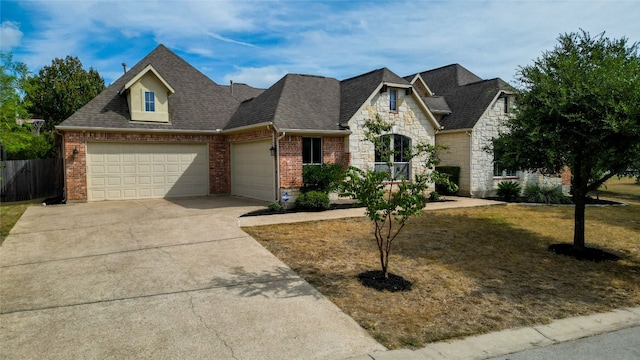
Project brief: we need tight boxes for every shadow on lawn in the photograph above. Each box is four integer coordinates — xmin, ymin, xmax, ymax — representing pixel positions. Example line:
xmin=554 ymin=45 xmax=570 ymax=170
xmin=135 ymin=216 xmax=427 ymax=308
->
xmin=209 ymin=266 xmax=326 ymax=300
xmin=396 ymin=213 xmax=640 ymax=309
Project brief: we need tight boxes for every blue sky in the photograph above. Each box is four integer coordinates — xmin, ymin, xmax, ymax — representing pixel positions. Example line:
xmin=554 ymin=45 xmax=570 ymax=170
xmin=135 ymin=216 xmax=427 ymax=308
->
xmin=2 ymin=0 xmax=639 ymax=89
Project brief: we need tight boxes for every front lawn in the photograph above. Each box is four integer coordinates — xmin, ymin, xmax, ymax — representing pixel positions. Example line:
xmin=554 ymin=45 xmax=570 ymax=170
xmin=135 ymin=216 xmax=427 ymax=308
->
xmin=243 ymin=177 xmax=640 ymax=349
xmin=0 ymin=203 xmax=31 ymax=246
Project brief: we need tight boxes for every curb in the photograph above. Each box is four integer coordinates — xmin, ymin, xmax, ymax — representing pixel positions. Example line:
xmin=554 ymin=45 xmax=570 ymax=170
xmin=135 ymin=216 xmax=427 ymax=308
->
xmin=346 ymin=306 xmax=640 ymax=360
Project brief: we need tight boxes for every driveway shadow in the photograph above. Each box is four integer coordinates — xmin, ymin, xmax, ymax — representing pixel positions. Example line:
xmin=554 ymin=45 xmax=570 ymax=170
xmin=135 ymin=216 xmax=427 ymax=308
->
xmin=209 ymin=266 xmax=326 ymax=300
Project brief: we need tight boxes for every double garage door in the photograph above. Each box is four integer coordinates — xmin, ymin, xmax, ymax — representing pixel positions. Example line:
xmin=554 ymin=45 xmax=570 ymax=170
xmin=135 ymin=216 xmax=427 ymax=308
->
xmin=86 ymin=142 xmax=209 ymax=201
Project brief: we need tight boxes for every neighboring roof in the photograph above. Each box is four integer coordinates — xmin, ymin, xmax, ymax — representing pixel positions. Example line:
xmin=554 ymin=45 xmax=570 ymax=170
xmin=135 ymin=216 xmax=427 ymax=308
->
xmin=226 ymin=74 xmax=342 ymax=132
xmin=438 ymin=78 xmax=513 ymax=130
xmin=58 ymin=44 xmax=239 ymax=132
xmin=221 ymin=83 xmax=265 ymax=102
xmin=340 ymin=68 xmax=410 ymax=123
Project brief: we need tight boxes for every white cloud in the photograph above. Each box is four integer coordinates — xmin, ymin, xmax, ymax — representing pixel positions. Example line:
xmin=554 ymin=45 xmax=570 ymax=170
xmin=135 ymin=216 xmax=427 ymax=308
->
xmin=9 ymin=0 xmax=640 ymax=89
xmin=223 ymin=66 xmax=286 ymax=89
xmin=0 ymin=21 xmax=23 ymax=51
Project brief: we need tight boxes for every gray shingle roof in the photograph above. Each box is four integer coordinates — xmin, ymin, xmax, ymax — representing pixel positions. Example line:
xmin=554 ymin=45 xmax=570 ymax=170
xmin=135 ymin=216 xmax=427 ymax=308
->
xmin=339 ymin=68 xmax=410 ymax=123
xmin=418 ymin=64 xmax=483 ymax=95
xmin=438 ymin=78 xmax=513 ymax=130
xmin=409 ymin=64 xmax=513 ymax=130
xmin=221 ymin=83 xmax=265 ymax=102
xmin=423 ymin=96 xmax=451 ymax=114
xmin=58 ymin=44 xmax=239 ymax=131
xmin=226 ymin=74 xmax=342 ymax=131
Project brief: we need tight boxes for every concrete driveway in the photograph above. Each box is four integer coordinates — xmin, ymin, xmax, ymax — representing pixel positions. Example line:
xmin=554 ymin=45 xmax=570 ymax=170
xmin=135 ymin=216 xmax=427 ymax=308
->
xmin=0 ymin=197 xmax=384 ymax=359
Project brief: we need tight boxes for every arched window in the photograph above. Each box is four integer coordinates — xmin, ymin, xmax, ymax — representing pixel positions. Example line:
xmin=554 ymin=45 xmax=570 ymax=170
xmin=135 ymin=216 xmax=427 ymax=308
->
xmin=375 ymin=134 xmax=411 ymax=180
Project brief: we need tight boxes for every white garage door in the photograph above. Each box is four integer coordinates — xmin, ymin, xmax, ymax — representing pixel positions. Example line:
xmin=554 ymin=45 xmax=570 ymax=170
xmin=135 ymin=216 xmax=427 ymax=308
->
xmin=231 ymin=140 xmax=275 ymax=202
xmin=86 ymin=142 xmax=209 ymax=201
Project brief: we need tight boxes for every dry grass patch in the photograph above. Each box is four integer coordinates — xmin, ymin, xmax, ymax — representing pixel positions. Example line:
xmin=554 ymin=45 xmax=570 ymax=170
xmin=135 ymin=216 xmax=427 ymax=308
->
xmin=244 ymin=183 xmax=640 ymax=349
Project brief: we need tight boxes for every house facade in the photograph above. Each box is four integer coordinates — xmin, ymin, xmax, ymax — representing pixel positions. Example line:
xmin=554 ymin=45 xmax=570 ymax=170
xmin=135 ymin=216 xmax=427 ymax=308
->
xmin=57 ymin=45 xmax=440 ymax=203
xmin=407 ymin=65 xmax=568 ymax=197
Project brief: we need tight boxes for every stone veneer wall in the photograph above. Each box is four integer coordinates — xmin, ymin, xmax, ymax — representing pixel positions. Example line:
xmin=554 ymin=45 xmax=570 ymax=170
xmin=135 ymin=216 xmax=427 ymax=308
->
xmin=348 ymin=89 xmax=436 ymax=179
xmin=435 ymin=131 xmax=471 ymax=194
xmin=63 ymin=131 xmax=229 ymax=201
xmin=470 ymin=96 xmax=564 ymax=197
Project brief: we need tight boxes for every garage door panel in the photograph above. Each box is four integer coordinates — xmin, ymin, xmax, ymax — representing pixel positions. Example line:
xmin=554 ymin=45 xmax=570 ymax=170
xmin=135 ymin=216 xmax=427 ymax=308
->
xmin=231 ymin=140 xmax=274 ymax=202
xmin=87 ymin=143 xmax=209 ymax=201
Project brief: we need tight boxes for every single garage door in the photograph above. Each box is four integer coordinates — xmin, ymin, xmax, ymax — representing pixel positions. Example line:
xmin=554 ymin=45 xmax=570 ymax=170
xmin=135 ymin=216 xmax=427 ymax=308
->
xmin=86 ymin=142 xmax=209 ymax=201
xmin=231 ymin=140 xmax=275 ymax=202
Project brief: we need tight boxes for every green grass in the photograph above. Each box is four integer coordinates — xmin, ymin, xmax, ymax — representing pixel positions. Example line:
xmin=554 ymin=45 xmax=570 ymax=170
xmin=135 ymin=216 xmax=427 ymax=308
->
xmin=0 ymin=202 xmax=32 ymax=246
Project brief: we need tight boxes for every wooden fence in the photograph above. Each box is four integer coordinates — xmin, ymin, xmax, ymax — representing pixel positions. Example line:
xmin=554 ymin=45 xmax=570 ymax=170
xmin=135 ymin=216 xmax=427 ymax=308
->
xmin=1 ymin=158 xmax=64 ymax=202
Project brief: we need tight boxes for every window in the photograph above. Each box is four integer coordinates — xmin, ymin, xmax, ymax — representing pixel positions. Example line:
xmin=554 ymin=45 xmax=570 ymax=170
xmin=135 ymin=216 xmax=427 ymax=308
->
xmin=302 ymin=137 xmax=322 ymax=165
xmin=375 ymin=134 xmax=411 ymax=180
xmin=503 ymin=96 xmax=509 ymax=114
xmin=389 ymin=89 xmax=397 ymax=111
xmin=493 ymin=157 xmax=517 ymax=178
xmin=144 ymin=91 xmax=155 ymax=112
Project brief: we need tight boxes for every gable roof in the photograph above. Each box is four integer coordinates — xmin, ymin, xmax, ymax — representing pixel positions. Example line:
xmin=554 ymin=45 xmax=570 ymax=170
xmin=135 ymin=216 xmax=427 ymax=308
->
xmin=226 ymin=74 xmax=342 ymax=132
xmin=58 ymin=44 xmax=239 ymax=132
xmin=438 ymin=78 xmax=513 ymax=130
xmin=407 ymin=64 xmax=513 ymax=130
xmin=122 ymin=64 xmax=175 ymax=94
xmin=339 ymin=68 xmax=411 ymax=124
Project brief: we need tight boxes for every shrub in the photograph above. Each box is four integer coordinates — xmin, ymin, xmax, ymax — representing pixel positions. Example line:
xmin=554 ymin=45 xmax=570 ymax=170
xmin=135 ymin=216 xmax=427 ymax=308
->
xmin=268 ymin=202 xmax=282 ymax=212
xmin=295 ymin=191 xmax=330 ymax=210
xmin=428 ymin=191 xmax=440 ymax=201
xmin=523 ymin=184 xmax=572 ymax=204
xmin=301 ymin=163 xmax=346 ymax=194
xmin=435 ymin=166 xmax=460 ymax=195
xmin=496 ymin=181 xmax=521 ymax=202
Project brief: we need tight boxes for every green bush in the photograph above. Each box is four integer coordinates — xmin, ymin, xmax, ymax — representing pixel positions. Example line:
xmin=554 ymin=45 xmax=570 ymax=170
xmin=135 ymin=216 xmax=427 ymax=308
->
xmin=268 ymin=202 xmax=282 ymax=212
xmin=301 ymin=163 xmax=346 ymax=194
xmin=435 ymin=166 xmax=460 ymax=195
xmin=523 ymin=184 xmax=572 ymax=204
xmin=428 ymin=191 xmax=440 ymax=201
xmin=295 ymin=191 xmax=330 ymax=210
xmin=496 ymin=181 xmax=521 ymax=202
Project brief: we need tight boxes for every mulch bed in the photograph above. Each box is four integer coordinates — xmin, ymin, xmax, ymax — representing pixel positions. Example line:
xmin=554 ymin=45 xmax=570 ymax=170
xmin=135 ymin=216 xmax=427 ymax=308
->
xmin=357 ymin=270 xmax=413 ymax=292
xmin=240 ymin=203 xmax=363 ymax=217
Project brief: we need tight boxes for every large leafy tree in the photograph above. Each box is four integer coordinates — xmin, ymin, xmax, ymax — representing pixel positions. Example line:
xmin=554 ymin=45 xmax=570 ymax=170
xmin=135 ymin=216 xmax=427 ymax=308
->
xmin=0 ymin=52 xmax=53 ymax=159
xmin=493 ymin=31 xmax=640 ymax=252
xmin=25 ymin=55 xmax=105 ymax=132
xmin=0 ymin=52 xmax=31 ymax=129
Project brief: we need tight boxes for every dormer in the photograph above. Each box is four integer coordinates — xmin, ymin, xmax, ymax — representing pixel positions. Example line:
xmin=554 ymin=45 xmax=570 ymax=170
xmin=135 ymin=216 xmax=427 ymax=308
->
xmin=122 ymin=65 xmax=175 ymax=122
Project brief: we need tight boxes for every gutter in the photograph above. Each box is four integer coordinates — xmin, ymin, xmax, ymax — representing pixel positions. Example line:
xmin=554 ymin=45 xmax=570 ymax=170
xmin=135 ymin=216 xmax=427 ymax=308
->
xmin=55 ymin=125 xmax=224 ymax=135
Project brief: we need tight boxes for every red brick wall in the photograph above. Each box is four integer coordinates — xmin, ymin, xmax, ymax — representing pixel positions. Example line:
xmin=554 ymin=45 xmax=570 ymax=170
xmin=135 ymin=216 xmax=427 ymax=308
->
xmin=278 ymin=135 xmax=349 ymax=189
xmin=62 ymin=131 xmax=229 ymax=201
xmin=63 ymin=129 xmax=350 ymax=201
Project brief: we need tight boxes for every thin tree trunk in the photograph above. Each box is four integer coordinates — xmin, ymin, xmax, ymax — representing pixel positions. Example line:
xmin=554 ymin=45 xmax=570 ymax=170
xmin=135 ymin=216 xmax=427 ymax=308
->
xmin=573 ymin=196 xmax=586 ymax=251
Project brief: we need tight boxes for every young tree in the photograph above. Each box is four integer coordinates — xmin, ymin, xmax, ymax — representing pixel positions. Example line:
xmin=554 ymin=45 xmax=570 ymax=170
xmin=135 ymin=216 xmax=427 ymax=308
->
xmin=25 ymin=55 xmax=105 ymax=131
xmin=492 ymin=31 xmax=640 ymax=252
xmin=340 ymin=114 xmax=447 ymax=281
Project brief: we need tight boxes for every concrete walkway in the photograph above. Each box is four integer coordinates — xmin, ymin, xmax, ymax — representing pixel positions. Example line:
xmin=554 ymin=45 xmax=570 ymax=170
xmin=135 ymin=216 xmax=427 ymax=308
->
xmin=239 ymin=196 xmax=504 ymax=227
xmin=0 ymin=196 xmax=384 ymax=360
